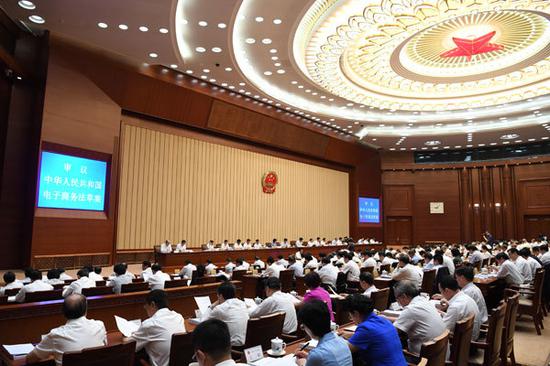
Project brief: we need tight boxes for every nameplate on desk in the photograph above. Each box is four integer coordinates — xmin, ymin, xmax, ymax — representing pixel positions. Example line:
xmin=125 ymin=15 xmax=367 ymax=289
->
xmin=244 ymin=345 xmax=263 ymax=363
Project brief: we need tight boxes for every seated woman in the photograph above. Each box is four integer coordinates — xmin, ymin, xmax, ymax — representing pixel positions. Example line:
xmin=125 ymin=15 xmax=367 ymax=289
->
xmin=295 ymin=272 xmax=334 ymax=321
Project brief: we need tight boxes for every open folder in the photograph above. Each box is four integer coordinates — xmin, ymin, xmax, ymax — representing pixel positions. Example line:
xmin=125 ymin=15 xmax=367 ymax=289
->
xmin=114 ymin=316 xmax=142 ymax=337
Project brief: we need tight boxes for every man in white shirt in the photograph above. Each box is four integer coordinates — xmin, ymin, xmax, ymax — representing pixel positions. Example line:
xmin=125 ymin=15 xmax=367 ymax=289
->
xmin=454 ymin=266 xmax=488 ymax=324
xmin=147 ymin=264 xmax=171 ymax=290
xmin=317 ymin=257 xmax=338 ymax=289
xmin=467 ymin=245 xmax=484 ymax=266
xmin=435 ymin=249 xmax=455 ymax=276
xmin=225 ymin=258 xmax=236 ymax=273
xmin=233 ymin=239 xmax=243 ymax=250
xmin=243 ymin=239 xmax=252 ymax=250
xmin=264 ymin=257 xmax=283 ymax=278
xmin=253 ymin=256 xmax=266 ymax=270
xmin=438 ymin=276 xmax=481 ymax=340
xmin=205 ymin=260 xmax=218 ymax=274
xmin=508 ymin=248 xmax=532 ymax=283
xmin=393 ymin=281 xmax=447 ymax=355
xmin=62 ymin=269 xmax=96 ymax=297
xmin=520 ymin=248 xmax=542 ymax=279
xmin=234 ymin=258 xmax=250 ymax=271
xmin=58 ymin=269 xmax=73 ymax=281
xmin=15 ymin=270 xmax=54 ymax=303
xmin=109 ymin=263 xmax=133 ymax=294
xmin=175 ymin=240 xmax=187 ymax=253
xmin=359 ymin=272 xmax=378 ymax=298
xmin=129 ymin=290 xmax=186 ymax=366
xmin=296 ymin=237 xmax=304 ymax=247
xmin=45 ymin=269 xmax=65 ymax=286
xmin=206 ymin=240 xmax=215 ymax=251
xmin=494 ymin=253 xmax=524 ymax=285
xmin=276 ymin=255 xmax=289 ymax=268
xmin=192 ymin=319 xmax=248 ymax=366
xmin=26 ymin=294 xmax=107 ymax=365
xmin=204 ymin=282 xmax=249 ymax=346
xmin=221 ymin=240 xmax=230 ymax=251
xmin=288 ymin=256 xmax=304 ymax=279
xmin=141 ymin=261 xmax=153 ymax=281
xmin=281 ymin=238 xmax=291 ymax=248
xmin=179 ymin=260 xmax=197 ymax=279
xmin=304 ymin=254 xmax=319 ymax=271
xmin=0 ymin=271 xmax=23 ymax=296
xmin=540 ymin=244 xmax=550 ymax=265
xmin=250 ymin=278 xmax=298 ymax=334
xmin=342 ymin=253 xmax=361 ymax=281
xmin=361 ymin=250 xmax=377 ymax=269
xmin=391 ymin=255 xmax=423 ymax=287
xmin=307 ymin=238 xmax=315 ymax=247
xmin=88 ymin=267 xmax=104 ymax=282
xmin=378 ymin=251 xmax=394 ymax=269
xmin=253 ymin=239 xmax=263 ymax=249
xmin=160 ymin=240 xmax=173 ymax=254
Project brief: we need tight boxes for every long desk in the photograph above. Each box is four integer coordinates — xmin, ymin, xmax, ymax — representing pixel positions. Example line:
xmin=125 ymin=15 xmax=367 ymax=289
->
xmin=155 ymin=243 xmax=384 ymax=267
xmin=0 ymin=282 xmax=242 ymax=345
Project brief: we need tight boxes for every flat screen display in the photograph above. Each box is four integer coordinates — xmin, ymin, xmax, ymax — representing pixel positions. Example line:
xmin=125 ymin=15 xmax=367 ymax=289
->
xmin=37 ymin=151 xmax=108 ymax=211
xmin=358 ymin=197 xmax=380 ymax=224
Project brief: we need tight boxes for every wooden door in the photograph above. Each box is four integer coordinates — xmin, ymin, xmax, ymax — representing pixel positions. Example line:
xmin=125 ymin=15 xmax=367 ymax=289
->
xmin=524 ymin=216 xmax=550 ymax=240
xmin=386 ymin=217 xmax=413 ymax=246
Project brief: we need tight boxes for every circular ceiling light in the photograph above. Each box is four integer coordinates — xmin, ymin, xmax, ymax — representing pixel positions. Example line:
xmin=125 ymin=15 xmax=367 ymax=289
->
xmin=277 ymin=69 xmax=285 ymax=74
xmin=255 ymin=17 xmax=264 ymax=23
xmin=269 ymin=49 xmax=277 ymax=53
xmin=149 ymin=52 xmax=158 ymax=58
xmin=159 ymin=28 xmax=169 ymax=34
xmin=118 ymin=24 xmax=128 ymax=30
xmin=245 ymin=38 xmax=255 ymax=44
xmin=218 ymin=23 xmax=227 ymax=29
xmin=500 ymin=134 xmax=519 ymax=140
xmin=195 ymin=47 xmax=206 ymax=53
xmin=424 ymin=140 xmax=442 ymax=146
xmin=264 ymin=71 xmax=272 ymax=76
xmin=139 ymin=26 xmax=149 ymax=32
xmin=97 ymin=22 xmax=108 ymax=29
xmin=170 ymin=64 xmax=178 ymax=69
xmin=18 ymin=1 xmax=36 ymax=10
xmin=28 ymin=15 xmax=45 ymax=24
xmin=262 ymin=38 xmax=272 ymax=44
xmin=212 ymin=47 xmax=222 ymax=53
xmin=273 ymin=19 xmax=282 ymax=25
xmin=198 ymin=21 xmax=208 ymax=27
xmin=225 ymin=67 xmax=232 ymax=72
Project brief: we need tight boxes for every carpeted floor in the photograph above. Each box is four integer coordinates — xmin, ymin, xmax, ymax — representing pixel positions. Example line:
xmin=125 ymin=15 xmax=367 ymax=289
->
xmin=513 ymin=312 xmax=550 ymax=366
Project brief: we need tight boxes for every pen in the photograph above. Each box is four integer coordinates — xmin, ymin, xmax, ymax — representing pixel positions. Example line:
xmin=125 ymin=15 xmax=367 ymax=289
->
xmin=299 ymin=342 xmax=309 ymax=351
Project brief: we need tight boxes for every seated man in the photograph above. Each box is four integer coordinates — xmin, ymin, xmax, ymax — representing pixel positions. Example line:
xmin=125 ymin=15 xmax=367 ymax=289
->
xmin=391 ymin=255 xmax=423 ymax=287
xmin=438 ymin=276 xmax=481 ymax=340
xmin=287 ymin=255 xmax=304 ymax=279
xmin=466 ymin=245 xmax=483 ymax=266
xmin=192 ymin=319 xmax=247 ymax=366
xmin=62 ymin=268 xmax=96 ymax=297
xmin=392 ymin=281 xmax=446 ymax=356
xmin=494 ymin=252 xmax=524 ymax=285
xmin=15 ymin=269 xmax=54 ymax=303
xmin=345 ymin=294 xmax=407 ymax=366
xmin=108 ymin=263 xmax=133 ymax=294
xmin=234 ymin=258 xmax=250 ymax=271
xmin=179 ymin=260 xmax=197 ymax=280
xmin=205 ymin=259 xmax=218 ymax=274
xmin=253 ymin=256 xmax=265 ymax=270
xmin=276 ymin=255 xmax=289 ymax=268
xmin=250 ymin=277 xmax=298 ymax=334
xmin=263 ymin=256 xmax=283 ymax=278
xmin=26 ymin=294 xmax=107 ymax=365
xmin=141 ymin=261 xmax=153 ymax=281
xmin=294 ymin=300 xmax=352 ymax=366
xmin=454 ymin=266 xmax=488 ymax=324
xmin=203 ymin=282 xmax=249 ymax=346
xmin=45 ymin=269 xmax=65 ymax=285
xmin=160 ymin=240 xmax=173 ymax=254
xmin=359 ymin=272 xmax=378 ymax=298
xmin=0 ymin=271 xmax=23 ymax=295
xmin=519 ymin=247 xmax=542 ymax=280
xmin=316 ymin=257 xmax=338 ymax=289
xmin=303 ymin=254 xmax=319 ymax=271
xmin=508 ymin=248 xmax=532 ymax=283
xmin=88 ymin=266 xmax=104 ymax=282
xmin=129 ymin=290 xmax=186 ymax=366
xmin=175 ymin=240 xmax=187 ymax=253
xmin=342 ymin=253 xmax=360 ymax=282
xmin=147 ymin=264 xmax=171 ymax=290
xmin=362 ymin=250 xmax=377 ymax=269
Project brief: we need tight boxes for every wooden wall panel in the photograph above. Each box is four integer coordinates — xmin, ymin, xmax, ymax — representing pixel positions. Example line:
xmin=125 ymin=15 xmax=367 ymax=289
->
xmin=117 ymin=121 xmax=349 ymax=249
xmin=383 ymin=185 xmax=414 ymax=216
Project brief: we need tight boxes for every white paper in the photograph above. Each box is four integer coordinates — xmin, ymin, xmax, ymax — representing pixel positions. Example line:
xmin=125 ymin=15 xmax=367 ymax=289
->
xmin=115 ymin=315 xmax=141 ymax=337
xmin=4 ymin=344 xmax=35 ymax=356
xmin=344 ymin=325 xmax=357 ymax=332
xmin=194 ymin=296 xmax=212 ymax=315
xmin=252 ymin=354 xmax=296 ymax=366
xmin=244 ymin=298 xmax=258 ymax=312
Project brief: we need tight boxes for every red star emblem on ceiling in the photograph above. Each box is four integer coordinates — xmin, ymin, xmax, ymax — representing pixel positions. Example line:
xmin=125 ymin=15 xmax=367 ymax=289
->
xmin=440 ymin=31 xmax=504 ymax=61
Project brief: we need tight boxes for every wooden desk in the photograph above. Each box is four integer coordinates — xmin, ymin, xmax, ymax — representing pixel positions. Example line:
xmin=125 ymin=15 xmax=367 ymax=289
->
xmin=374 ymin=277 xmax=393 ymax=289
xmin=473 ymin=275 xmax=505 ymax=310
xmin=156 ymin=244 xmax=384 ymax=268
xmin=0 ymin=282 xmax=242 ymax=345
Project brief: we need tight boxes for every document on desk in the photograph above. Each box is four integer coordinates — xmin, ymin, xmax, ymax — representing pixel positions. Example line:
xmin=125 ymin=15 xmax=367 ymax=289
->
xmin=3 ymin=343 xmax=35 ymax=356
xmin=251 ymin=354 xmax=296 ymax=366
xmin=244 ymin=298 xmax=258 ymax=312
xmin=115 ymin=316 xmax=141 ymax=337
xmin=194 ymin=296 xmax=212 ymax=314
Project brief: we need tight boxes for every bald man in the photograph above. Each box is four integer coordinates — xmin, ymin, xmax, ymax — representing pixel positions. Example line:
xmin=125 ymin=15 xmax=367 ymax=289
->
xmin=26 ymin=294 xmax=107 ymax=365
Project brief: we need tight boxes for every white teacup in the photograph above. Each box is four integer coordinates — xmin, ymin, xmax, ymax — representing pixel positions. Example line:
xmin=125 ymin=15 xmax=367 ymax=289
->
xmin=330 ymin=322 xmax=339 ymax=332
xmin=290 ymin=290 xmax=297 ymax=297
xmin=271 ymin=337 xmax=286 ymax=354
xmin=254 ymin=297 xmax=263 ymax=305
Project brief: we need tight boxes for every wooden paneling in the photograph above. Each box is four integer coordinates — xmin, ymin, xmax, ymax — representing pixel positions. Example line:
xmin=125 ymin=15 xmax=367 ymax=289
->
xmin=385 ymin=217 xmax=412 ymax=246
xmin=383 ymin=185 xmax=414 ymax=216
xmin=117 ymin=121 xmax=349 ymax=249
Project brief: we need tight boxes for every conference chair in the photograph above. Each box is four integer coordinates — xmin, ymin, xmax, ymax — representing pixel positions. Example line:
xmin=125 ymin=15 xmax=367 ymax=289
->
xmin=64 ymin=279 xmax=77 ymax=285
xmin=82 ymin=286 xmax=115 ymax=296
xmin=0 ymin=296 xmax=6 ymax=305
xmin=52 ymin=283 xmax=65 ymax=290
xmin=231 ymin=269 xmax=247 ymax=283
xmin=279 ymin=269 xmax=294 ymax=293
xmin=233 ymin=312 xmax=285 ymax=354
xmin=132 ymin=278 xmax=145 ymax=283
xmin=420 ymin=269 xmax=436 ymax=296
xmin=95 ymin=280 xmax=106 ymax=286
xmin=25 ymin=289 xmax=63 ymax=302
xmin=500 ymin=289 xmax=519 ymax=366
xmin=62 ymin=340 xmax=136 ymax=366
xmin=469 ymin=303 xmax=507 ymax=366
xmin=120 ymin=282 xmax=149 ymax=293
xmin=447 ymin=314 xmax=474 ymax=366
xmin=379 ymin=263 xmax=391 ymax=273
xmin=516 ymin=268 xmax=545 ymax=335
xmin=295 ymin=276 xmax=306 ymax=295
xmin=360 ymin=266 xmax=374 ymax=274
xmin=164 ymin=279 xmax=188 ymax=289
xmin=405 ymin=330 xmax=449 ymax=366
xmin=482 ymin=258 xmax=489 ymax=269
xmin=371 ymin=288 xmax=390 ymax=311
xmin=3 ymin=288 xmax=20 ymax=296
xmin=168 ymin=332 xmax=194 ymax=366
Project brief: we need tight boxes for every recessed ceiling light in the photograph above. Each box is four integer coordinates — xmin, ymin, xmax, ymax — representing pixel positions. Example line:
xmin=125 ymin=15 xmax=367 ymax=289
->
xmin=202 ymin=69 xmax=210 ymax=73
xmin=118 ymin=24 xmax=128 ymax=30
xmin=97 ymin=22 xmax=108 ymax=29
xmin=277 ymin=69 xmax=285 ymax=74
xmin=262 ymin=38 xmax=272 ymax=44
xmin=186 ymin=70 xmax=193 ymax=74
xmin=500 ymin=134 xmax=519 ymax=140
xmin=198 ymin=21 xmax=208 ymax=27
xmin=149 ymin=52 xmax=158 ymax=58
xmin=28 ymin=15 xmax=45 ymax=24
xmin=264 ymin=71 xmax=272 ymax=76
xmin=159 ymin=28 xmax=169 ymax=34
xmin=269 ymin=49 xmax=277 ymax=53
xmin=255 ymin=17 xmax=264 ymax=22
xmin=218 ymin=23 xmax=227 ymax=29
xmin=274 ymin=63 xmax=281 ymax=67
xmin=239 ymin=82 xmax=246 ymax=86
xmin=291 ymin=81 xmax=297 ymax=85
xmin=273 ymin=19 xmax=282 ymax=25
xmin=245 ymin=38 xmax=256 ymax=44
xmin=139 ymin=26 xmax=149 ymax=32
xmin=18 ymin=0 xmax=35 ymax=10
xmin=170 ymin=64 xmax=178 ymax=69
xmin=209 ymin=79 xmax=216 ymax=83
xmin=271 ymin=56 xmax=279 ymax=61
xmin=195 ymin=47 xmax=206 ymax=53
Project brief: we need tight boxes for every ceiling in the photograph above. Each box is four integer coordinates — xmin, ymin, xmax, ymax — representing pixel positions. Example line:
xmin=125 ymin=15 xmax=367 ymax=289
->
xmin=3 ymin=0 xmax=550 ymax=151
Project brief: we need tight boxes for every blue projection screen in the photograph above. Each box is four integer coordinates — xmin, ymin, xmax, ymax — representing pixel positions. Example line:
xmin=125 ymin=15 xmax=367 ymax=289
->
xmin=359 ymin=197 xmax=380 ymax=224
xmin=37 ymin=151 xmax=108 ymax=211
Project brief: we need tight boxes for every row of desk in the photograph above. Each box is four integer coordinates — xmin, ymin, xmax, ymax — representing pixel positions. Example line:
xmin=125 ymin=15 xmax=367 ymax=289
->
xmin=155 ymin=243 xmax=384 ymax=267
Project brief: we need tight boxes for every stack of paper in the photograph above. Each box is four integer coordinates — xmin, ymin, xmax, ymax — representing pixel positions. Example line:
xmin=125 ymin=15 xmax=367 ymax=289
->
xmin=114 ymin=316 xmax=141 ymax=337
xmin=4 ymin=344 xmax=35 ymax=356
xmin=194 ymin=296 xmax=212 ymax=316
xmin=252 ymin=354 xmax=296 ymax=365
